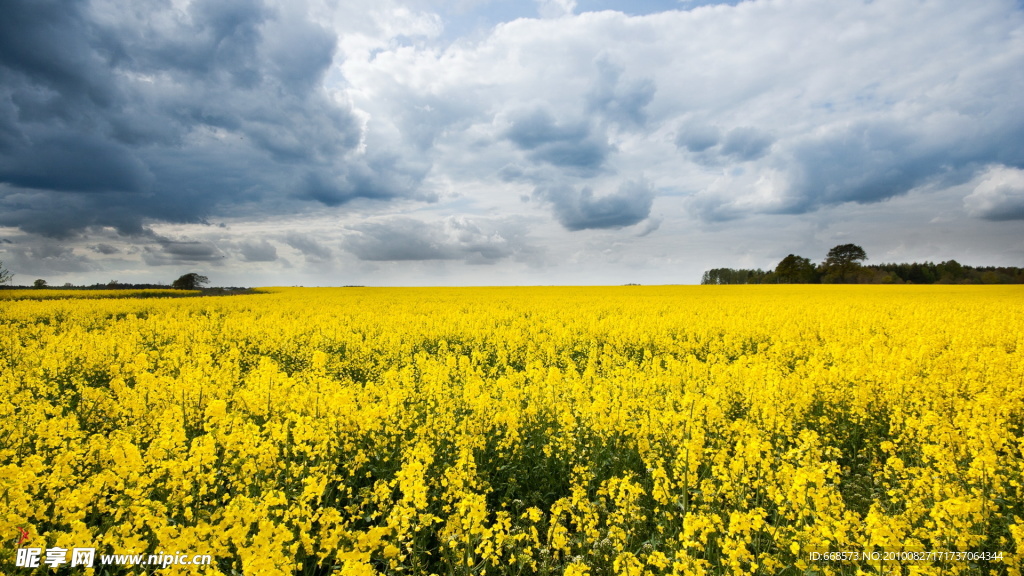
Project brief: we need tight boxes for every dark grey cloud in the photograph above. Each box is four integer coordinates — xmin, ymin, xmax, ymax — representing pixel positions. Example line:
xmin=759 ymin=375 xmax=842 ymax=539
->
xmin=296 ymin=154 xmax=433 ymax=207
xmin=345 ymin=217 xmax=537 ymax=265
xmin=0 ymin=188 xmax=158 ymax=237
xmin=674 ymin=124 xmax=772 ymax=163
xmin=0 ymin=0 xmax=422 ymax=239
xmin=676 ymin=124 xmax=720 ymax=153
xmin=91 ymin=244 xmax=120 ymax=255
xmin=0 ymin=0 xmax=118 ymax=113
xmin=298 ymin=171 xmax=363 ymax=207
xmin=780 ymin=122 xmax=988 ymax=212
xmin=2 ymin=242 xmax=93 ymax=274
xmin=586 ymin=57 xmax=656 ymax=128
xmin=284 ymin=233 xmax=333 ymax=262
xmin=785 ymin=123 xmax=937 ymax=208
xmin=534 ymin=179 xmax=655 ymax=231
xmin=160 ymin=241 xmax=224 ymax=261
xmin=720 ymin=127 xmax=773 ymax=161
xmin=504 ymin=108 xmax=611 ymax=172
xmin=0 ymin=132 xmax=152 ymax=193
xmin=142 ymin=237 xmax=227 ymax=266
xmin=346 ymin=220 xmax=459 ymax=261
xmin=973 ymin=199 xmax=1024 ymax=221
xmin=504 ymin=108 xmax=585 ymax=149
xmin=262 ymin=7 xmax=338 ymax=94
xmin=689 ymin=112 xmax=1024 ymax=221
xmin=239 ymin=239 xmax=279 ymax=262
xmin=497 ymin=164 xmax=532 ymax=183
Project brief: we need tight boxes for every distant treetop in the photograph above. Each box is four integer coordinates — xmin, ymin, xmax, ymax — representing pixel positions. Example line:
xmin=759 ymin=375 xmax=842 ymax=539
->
xmin=822 ymin=244 xmax=867 ymax=283
xmin=172 ymin=273 xmax=210 ymax=290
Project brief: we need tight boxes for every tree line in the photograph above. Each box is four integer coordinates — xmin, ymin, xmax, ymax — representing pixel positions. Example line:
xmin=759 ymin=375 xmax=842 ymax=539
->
xmin=702 ymin=244 xmax=1024 ymax=285
xmin=0 ymin=267 xmax=216 ymax=291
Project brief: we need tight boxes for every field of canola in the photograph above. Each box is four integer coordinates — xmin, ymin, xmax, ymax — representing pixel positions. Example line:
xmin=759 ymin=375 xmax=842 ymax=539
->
xmin=1 ymin=285 xmax=1023 ymax=576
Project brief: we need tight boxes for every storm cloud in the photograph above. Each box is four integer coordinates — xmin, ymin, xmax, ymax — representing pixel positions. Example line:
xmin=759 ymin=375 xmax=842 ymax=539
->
xmin=503 ymin=108 xmax=612 ymax=173
xmin=142 ymin=237 xmax=227 ymax=266
xmin=0 ymin=0 xmax=414 ymax=238
xmin=534 ymin=180 xmax=655 ymax=231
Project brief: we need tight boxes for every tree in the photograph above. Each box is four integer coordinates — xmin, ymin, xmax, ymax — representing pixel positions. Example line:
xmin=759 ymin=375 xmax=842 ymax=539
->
xmin=937 ymin=259 xmax=965 ymax=283
xmin=0 ymin=260 xmax=11 ymax=285
xmin=822 ymin=244 xmax=867 ymax=283
xmin=700 ymin=268 xmax=771 ymax=285
xmin=774 ymin=254 xmax=816 ymax=283
xmin=172 ymin=272 xmax=210 ymax=290
xmin=33 ymin=279 xmax=47 ymax=289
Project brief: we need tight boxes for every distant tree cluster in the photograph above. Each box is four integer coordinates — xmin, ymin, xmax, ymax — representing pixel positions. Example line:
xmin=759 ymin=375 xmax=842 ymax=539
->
xmin=702 ymin=244 xmax=1024 ymax=285
xmin=701 ymin=268 xmax=774 ymax=285
xmin=172 ymin=273 xmax=210 ymax=290
xmin=869 ymin=262 xmax=1024 ymax=285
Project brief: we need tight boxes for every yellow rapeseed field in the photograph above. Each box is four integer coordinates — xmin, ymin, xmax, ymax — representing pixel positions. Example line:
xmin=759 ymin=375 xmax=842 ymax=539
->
xmin=1 ymin=286 xmax=1022 ymax=575
xmin=0 ymin=289 xmax=201 ymax=301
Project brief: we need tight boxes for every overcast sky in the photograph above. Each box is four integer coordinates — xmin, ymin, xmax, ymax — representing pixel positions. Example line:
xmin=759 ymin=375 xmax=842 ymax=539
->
xmin=1 ymin=0 xmax=1023 ymax=286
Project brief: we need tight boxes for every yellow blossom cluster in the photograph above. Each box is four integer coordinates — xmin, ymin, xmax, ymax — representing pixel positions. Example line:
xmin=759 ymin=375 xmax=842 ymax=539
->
xmin=0 ymin=289 xmax=200 ymax=301
xmin=1 ymin=285 xmax=1022 ymax=575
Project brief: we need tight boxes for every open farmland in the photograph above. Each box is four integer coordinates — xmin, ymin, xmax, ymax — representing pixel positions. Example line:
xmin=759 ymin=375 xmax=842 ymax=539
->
xmin=1 ymin=286 xmax=1022 ymax=575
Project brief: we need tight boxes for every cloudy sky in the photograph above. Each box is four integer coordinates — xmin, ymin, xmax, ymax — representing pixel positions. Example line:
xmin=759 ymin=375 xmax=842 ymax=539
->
xmin=1 ymin=0 xmax=1023 ymax=286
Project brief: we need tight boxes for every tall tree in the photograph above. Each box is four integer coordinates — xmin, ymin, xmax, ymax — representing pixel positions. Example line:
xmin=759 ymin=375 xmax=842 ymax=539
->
xmin=822 ymin=244 xmax=867 ymax=283
xmin=0 ymin=260 xmax=11 ymax=285
xmin=774 ymin=254 xmax=816 ymax=283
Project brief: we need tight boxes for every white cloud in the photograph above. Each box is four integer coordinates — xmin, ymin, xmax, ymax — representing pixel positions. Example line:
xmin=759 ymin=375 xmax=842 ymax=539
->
xmin=4 ymin=0 xmax=1024 ymax=285
xmin=338 ymin=0 xmax=1024 ymax=226
xmin=964 ymin=165 xmax=1024 ymax=221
